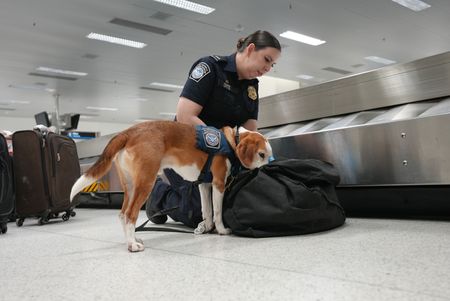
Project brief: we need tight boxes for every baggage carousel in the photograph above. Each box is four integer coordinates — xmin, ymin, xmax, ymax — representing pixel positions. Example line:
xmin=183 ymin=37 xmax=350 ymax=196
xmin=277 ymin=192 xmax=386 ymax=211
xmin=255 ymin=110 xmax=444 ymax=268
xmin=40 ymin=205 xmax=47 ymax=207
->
xmin=75 ymin=51 xmax=450 ymax=215
xmin=259 ymin=51 xmax=450 ymax=217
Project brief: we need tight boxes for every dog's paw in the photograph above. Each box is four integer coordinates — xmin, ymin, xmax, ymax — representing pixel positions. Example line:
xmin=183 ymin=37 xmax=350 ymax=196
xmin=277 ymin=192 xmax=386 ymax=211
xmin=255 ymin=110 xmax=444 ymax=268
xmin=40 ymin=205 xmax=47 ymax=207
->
xmin=128 ymin=241 xmax=145 ymax=252
xmin=135 ymin=237 xmax=144 ymax=244
xmin=194 ymin=220 xmax=214 ymax=235
xmin=216 ymin=227 xmax=232 ymax=235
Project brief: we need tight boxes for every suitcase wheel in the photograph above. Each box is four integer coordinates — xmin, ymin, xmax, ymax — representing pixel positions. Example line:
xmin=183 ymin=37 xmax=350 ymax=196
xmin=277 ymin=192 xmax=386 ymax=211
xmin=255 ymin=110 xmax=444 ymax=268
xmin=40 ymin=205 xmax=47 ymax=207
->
xmin=62 ymin=213 xmax=70 ymax=221
xmin=62 ymin=210 xmax=76 ymax=221
xmin=0 ymin=223 xmax=7 ymax=234
xmin=16 ymin=219 xmax=24 ymax=227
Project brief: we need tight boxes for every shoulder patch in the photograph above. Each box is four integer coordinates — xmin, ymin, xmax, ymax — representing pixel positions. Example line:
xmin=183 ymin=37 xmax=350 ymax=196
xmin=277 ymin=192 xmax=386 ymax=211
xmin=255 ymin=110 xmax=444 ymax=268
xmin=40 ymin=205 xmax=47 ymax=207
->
xmin=189 ymin=62 xmax=211 ymax=82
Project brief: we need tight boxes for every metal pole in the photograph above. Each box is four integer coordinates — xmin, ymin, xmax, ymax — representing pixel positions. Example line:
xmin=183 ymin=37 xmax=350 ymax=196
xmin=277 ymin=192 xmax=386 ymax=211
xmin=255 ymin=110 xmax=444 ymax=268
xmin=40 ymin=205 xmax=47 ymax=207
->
xmin=53 ymin=93 xmax=60 ymax=134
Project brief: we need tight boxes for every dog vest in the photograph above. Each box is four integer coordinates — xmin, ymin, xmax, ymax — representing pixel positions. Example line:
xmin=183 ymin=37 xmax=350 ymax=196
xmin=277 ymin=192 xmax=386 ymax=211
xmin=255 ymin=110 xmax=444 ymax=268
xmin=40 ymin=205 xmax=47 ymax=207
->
xmin=195 ymin=125 xmax=239 ymax=183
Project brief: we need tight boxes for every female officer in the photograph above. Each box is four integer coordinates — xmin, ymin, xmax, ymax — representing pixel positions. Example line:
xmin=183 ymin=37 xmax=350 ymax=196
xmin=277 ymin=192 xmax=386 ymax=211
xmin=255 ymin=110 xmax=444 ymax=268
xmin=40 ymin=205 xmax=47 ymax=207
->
xmin=146 ymin=30 xmax=281 ymax=227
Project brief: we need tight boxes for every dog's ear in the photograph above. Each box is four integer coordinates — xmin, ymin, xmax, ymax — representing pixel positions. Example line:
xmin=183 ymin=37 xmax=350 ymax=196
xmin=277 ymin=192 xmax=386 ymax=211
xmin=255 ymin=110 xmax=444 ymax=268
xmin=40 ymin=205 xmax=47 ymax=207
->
xmin=222 ymin=126 xmax=237 ymax=151
xmin=236 ymin=140 xmax=256 ymax=168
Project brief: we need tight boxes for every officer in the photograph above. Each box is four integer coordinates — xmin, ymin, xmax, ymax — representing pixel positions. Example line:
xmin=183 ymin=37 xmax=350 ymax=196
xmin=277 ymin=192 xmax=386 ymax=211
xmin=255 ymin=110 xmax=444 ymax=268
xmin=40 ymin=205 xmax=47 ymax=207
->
xmin=146 ymin=30 xmax=282 ymax=227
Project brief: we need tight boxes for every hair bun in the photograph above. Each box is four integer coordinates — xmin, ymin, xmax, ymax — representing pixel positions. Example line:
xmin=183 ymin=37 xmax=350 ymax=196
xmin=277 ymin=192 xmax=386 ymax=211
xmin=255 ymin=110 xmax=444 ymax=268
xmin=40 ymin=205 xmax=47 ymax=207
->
xmin=236 ymin=37 xmax=245 ymax=50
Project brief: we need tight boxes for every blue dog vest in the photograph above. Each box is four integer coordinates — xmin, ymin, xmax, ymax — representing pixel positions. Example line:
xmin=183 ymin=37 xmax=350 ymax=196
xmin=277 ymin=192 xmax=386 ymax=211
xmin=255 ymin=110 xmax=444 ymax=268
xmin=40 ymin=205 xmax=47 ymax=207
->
xmin=195 ymin=125 xmax=238 ymax=183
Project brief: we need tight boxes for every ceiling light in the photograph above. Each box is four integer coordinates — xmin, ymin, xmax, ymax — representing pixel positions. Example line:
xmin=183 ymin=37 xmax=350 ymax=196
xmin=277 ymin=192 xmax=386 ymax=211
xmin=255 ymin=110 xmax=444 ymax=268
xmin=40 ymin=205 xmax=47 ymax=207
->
xmin=36 ymin=67 xmax=87 ymax=77
xmin=150 ymin=82 xmax=184 ymax=89
xmin=154 ymin=0 xmax=215 ymax=14
xmin=0 ymin=99 xmax=31 ymax=105
xmin=86 ymin=32 xmax=147 ymax=49
xmin=86 ymin=106 xmax=118 ymax=111
xmin=296 ymin=74 xmax=315 ymax=80
xmin=279 ymin=31 xmax=326 ymax=46
xmin=365 ymin=56 xmax=397 ymax=65
xmin=8 ymin=84 xmax=55 ymax=93
xmin=392 ymin=0 xmax=431 ymax=11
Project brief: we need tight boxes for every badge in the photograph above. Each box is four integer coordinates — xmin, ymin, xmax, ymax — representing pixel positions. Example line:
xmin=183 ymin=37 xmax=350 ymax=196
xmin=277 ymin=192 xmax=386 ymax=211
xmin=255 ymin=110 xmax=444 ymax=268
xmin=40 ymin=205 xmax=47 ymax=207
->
xmin=203 ymin=129 xmax=220 ymax=149
xmin=247 ymin=86 xmax=258 ymax=101
xmin=189 ymin=62 xmax=210 ymax=82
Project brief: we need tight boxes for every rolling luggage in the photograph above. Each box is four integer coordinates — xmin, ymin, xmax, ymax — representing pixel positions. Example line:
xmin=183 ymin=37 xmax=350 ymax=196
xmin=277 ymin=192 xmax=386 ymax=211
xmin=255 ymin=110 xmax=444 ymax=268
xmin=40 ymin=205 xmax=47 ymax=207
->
xmin=12 ymin=130 xmax=80 ymax=226
xmin=0 ymin=134 xmax=14 ymax=234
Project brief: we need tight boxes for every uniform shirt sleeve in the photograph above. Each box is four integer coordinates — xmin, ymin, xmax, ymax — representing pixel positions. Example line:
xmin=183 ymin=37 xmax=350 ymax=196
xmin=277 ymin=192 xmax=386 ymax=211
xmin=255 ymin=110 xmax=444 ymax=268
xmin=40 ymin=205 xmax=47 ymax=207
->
xmin=180 ymin=58 xmax=216 ymax=107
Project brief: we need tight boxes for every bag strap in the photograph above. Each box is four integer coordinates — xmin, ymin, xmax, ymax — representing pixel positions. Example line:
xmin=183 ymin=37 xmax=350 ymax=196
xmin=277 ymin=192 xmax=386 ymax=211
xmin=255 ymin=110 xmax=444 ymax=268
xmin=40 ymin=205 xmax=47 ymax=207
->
xmin=192 ymin=153 xmax=214 ymax=186
xmin=135 ymin=219 xmax=194 ymax=233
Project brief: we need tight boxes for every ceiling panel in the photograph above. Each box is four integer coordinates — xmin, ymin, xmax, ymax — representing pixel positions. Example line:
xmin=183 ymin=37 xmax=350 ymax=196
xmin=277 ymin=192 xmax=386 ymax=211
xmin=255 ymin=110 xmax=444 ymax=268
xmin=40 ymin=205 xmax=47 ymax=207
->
xmin=0 ymin=0 xmax=449 ymax=126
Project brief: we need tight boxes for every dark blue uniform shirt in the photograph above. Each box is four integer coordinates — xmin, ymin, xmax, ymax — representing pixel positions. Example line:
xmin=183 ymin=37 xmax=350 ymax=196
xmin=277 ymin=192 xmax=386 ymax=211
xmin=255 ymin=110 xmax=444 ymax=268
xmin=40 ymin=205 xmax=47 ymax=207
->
xmin=180 ymin=54 xmax=259 ymax=129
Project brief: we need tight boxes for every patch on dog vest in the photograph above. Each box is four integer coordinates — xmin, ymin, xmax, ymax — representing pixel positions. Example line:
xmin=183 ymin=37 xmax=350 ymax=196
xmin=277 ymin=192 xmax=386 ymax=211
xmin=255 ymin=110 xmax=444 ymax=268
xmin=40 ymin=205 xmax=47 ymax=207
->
xmin=195 ymin=125 xmax=240 ymax=183
xmin=196 ymin=125 xmax=230 ymax=153
xmin=189 ymin=62 xmax=210 ymax=82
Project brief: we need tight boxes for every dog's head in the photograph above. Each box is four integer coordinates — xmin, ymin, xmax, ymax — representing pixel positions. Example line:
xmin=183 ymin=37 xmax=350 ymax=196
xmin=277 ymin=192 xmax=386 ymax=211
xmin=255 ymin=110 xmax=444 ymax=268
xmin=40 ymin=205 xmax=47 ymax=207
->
xmin=223 ymin=127 xmax=273 ymax=169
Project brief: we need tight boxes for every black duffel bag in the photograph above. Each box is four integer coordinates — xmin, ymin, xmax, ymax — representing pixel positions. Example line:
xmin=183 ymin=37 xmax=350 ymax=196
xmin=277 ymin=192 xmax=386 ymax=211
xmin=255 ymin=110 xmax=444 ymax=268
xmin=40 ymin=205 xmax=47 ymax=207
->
xmin=222 ymin=158 xmax=346 ymax=237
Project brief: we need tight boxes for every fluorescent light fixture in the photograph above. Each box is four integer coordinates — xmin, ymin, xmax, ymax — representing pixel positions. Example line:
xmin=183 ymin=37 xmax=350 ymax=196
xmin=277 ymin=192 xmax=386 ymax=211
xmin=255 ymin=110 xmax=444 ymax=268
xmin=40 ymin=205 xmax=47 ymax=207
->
xmin=0 ymin=99 xmax=31 ymax=105
xmin=280 ymin=31 xmax=326 ymax=46
xmin=296 ymin=74 xmax=315 ymax=80
xmin=150 ymin=82 xmax=184 ymax=89
xmin=36 ymin=66 xmax=87 ymax=77
xmin=8 ymin=84 xmax=55 ymax=93
xmin=392 ymin=0 xmax=430 ymax=11
xmin=365 ymin=56 xmax=397 ymax=65
xmin=86 ymin=32 xmax=147 ymax=49
xmin=153 ymin=0 xmax=215 ymax=14
xmin=86 ymin=106 xmax=118 ymax=111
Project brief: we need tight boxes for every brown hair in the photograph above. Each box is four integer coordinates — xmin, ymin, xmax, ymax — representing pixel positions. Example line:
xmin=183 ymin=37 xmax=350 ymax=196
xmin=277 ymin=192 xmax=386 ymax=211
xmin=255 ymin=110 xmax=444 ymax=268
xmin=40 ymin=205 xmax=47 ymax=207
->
xmin=236 ymin=30 xmax=281 ymax=52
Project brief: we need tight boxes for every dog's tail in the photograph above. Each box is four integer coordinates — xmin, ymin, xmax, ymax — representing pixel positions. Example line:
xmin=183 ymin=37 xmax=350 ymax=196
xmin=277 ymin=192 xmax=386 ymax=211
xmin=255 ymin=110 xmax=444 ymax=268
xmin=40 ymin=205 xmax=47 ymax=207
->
xmin=70 ymin=133 xmax=128 ymax=202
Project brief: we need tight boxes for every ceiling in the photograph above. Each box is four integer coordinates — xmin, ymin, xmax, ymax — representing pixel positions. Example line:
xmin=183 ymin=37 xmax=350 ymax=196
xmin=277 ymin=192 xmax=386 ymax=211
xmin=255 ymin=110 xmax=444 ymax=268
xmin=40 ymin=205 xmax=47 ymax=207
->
xmin=1 ymin=0 xmax=449 ymax=126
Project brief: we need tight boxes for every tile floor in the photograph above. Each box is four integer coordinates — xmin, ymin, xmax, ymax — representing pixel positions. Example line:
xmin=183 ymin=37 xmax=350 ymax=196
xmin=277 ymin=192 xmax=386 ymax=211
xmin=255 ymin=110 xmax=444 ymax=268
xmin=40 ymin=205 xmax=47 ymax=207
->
xmin=1 ymin=208 xmax=450 ymax=301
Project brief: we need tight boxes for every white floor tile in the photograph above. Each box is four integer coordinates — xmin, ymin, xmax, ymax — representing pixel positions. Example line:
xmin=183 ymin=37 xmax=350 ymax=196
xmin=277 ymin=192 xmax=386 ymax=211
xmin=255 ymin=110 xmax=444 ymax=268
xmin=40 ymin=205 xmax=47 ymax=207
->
xmin=1 ymin=209 xmax=449 ymax=301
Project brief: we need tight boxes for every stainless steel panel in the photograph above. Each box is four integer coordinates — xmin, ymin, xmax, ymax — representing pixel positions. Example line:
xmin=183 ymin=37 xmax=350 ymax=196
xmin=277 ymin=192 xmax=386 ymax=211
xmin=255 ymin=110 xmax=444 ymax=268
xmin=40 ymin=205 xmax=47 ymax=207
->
xmin=419 ymin=97 xmax=450 ymax=117
xmin=269 ymin=113 xmax=450 ymax=186
xmin=259 ymin=51 xmax=450 ymax=128
xmin=75 ymin=133 xmax=116 ymax=159
xmin=79 ymin=158 xmax=123 ymax=193
xmin=322 ymin=111 xmax=385 ymax=130
xmin=264 ymin=123 xmax=305 ymax=138
xmin=288 ymin=117 xmax=341 ymax=135
xmin=366 ymin=102 xmax=438 ymax=124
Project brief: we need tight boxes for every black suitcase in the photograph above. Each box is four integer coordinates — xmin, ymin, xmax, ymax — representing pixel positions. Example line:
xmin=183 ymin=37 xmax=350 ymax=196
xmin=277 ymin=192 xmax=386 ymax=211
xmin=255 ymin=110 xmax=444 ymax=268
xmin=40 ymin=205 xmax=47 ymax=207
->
xmin=0 ymin=134 xmax=14 ymax=234
xmin=12 ymin=130 xmax=81 ymax=226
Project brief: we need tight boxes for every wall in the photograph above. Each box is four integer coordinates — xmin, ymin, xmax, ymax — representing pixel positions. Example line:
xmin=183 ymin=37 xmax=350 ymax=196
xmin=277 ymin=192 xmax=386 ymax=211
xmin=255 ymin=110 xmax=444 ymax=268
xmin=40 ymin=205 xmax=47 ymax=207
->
xmin=1 ymin=76 xmax=300 ymax=136
xmin=0 ymin=116 xmax=132 ymax=136
xmin=258 ymin=75 xmax=300 ymax=98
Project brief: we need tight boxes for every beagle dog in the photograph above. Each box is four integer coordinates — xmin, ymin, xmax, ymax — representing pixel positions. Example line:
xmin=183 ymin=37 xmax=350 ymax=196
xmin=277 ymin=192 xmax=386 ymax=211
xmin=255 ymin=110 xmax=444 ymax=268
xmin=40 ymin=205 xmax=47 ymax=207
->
xmin=70 ymin=120 xmax=272 ymax=252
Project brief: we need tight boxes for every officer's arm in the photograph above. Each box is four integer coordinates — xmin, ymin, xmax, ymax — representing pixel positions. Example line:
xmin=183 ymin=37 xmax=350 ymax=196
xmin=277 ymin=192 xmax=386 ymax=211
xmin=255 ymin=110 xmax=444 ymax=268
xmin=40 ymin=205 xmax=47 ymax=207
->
xmin=176 ymin=97 xmax=206 ymax=126
xmin=242 ymin=119 xmax=257 ymax=131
